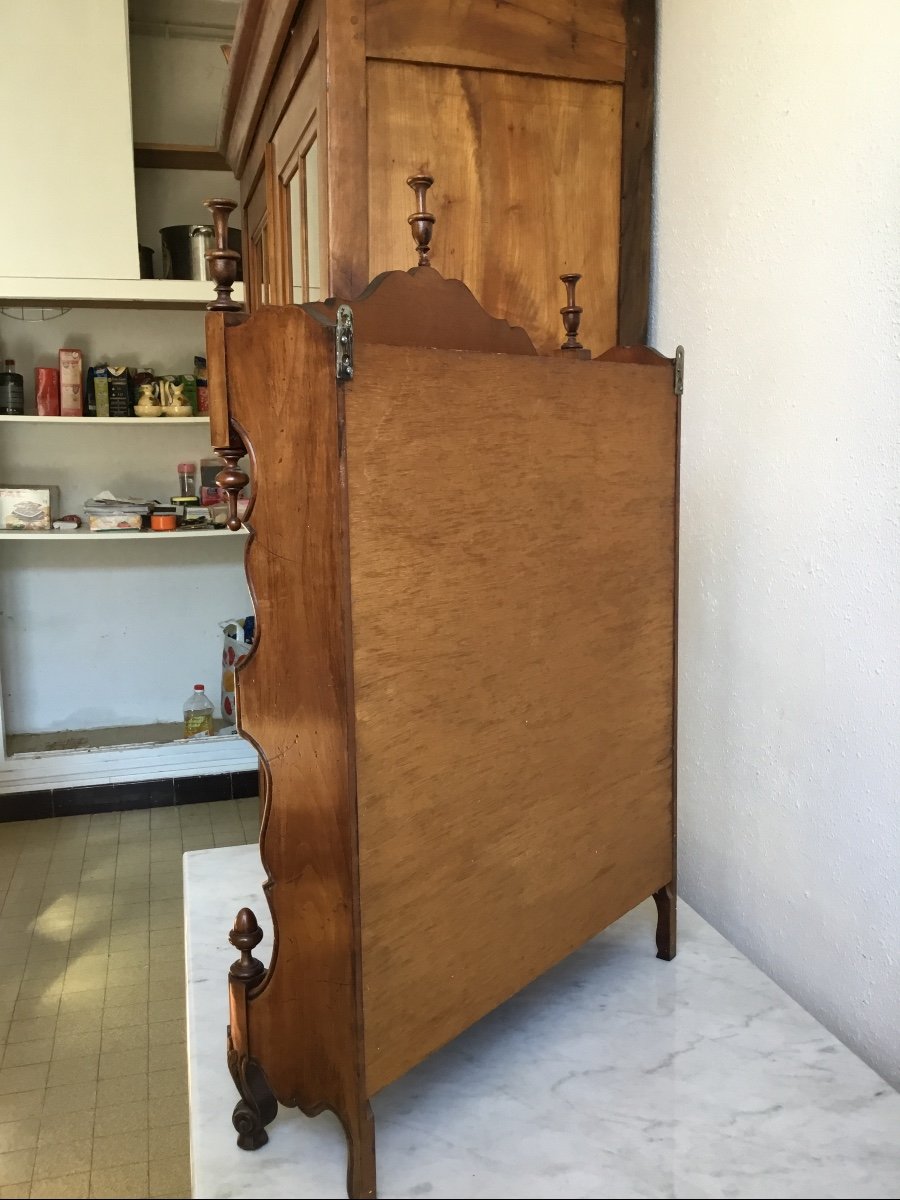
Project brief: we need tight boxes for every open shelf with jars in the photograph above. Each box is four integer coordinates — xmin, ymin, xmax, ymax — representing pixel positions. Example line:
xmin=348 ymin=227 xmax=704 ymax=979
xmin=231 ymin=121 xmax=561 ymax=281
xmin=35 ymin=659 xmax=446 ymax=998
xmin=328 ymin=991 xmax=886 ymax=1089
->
xmin=0 ymin=300 xmax=255 ymax=793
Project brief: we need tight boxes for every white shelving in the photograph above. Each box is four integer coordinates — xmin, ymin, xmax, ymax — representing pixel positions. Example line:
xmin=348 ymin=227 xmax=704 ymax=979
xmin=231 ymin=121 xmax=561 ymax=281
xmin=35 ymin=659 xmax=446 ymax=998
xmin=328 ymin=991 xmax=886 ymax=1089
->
xmin=0 ymin=278 xmax=244 ymax=308
xmin=0 ymin=528 xmax=246 ymax=542
xmin=0 ymin=415 xmax=210 ymax=426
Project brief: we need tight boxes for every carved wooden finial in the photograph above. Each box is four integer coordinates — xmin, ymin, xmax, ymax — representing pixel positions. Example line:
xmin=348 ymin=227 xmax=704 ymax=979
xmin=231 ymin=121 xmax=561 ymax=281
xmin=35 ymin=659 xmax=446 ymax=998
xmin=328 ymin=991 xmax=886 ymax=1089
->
xmin=559 ymin=273 xmax=584 ymax=351
xmin=215 ymin=448 xmax=249 ymax=531
xmin=205 ymin=197 xmax=242 ymax=312
xmin=228 ymin=907 xmax=265 ymax=983
xmin=407 ymin=174 xmax=435 ymax=267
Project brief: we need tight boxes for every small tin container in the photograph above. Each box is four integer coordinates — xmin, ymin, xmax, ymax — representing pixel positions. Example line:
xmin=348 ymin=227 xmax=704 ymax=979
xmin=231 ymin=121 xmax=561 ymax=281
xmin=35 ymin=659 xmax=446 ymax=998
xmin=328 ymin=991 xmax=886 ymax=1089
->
xmin=151 ymin=507 xmax=177 ymax=532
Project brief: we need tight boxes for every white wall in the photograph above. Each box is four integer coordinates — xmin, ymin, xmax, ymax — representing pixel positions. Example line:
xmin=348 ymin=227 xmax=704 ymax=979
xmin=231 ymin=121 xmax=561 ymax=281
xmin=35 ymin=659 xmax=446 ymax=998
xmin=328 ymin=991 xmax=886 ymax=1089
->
xmin=652 ymin=1 xmax=900 ymax=1086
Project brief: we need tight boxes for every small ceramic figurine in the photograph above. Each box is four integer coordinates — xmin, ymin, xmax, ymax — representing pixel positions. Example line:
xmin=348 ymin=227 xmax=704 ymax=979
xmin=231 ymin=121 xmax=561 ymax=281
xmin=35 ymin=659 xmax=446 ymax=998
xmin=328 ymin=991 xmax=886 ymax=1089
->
xmin=134 ymin=381 xmax=162 ymax=417
xmin=161 ymin=378 xmax=193 ymax=417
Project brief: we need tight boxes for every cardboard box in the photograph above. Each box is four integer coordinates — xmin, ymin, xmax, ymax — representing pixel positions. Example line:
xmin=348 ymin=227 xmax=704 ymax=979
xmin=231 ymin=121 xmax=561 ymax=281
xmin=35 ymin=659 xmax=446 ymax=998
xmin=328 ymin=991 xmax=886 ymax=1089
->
xmin=87 ymin=512 xmax=143 ymax=532
xmin=59 ymin=348 xmax=83 ymax=416
xmin=0 ymin=486 xmax=59 ymax=530
xmin=92 ymin=365 xmax=110 ymax=417
xmin=34 ymin=368 xmax=60 ymax=416
xmin=107 ymin=366 xmax=131 ymax=418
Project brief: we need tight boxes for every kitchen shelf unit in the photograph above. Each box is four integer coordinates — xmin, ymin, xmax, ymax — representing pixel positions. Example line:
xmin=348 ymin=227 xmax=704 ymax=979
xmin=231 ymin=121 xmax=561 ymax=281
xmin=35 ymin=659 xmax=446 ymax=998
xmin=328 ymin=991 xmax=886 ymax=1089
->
xmin=0 ymin=278 xmax=244 ymax=308
xmin=0 ymin=415 xmax=211 ymax=426
xmin=0 ymin=528 xmax=247 ymax=542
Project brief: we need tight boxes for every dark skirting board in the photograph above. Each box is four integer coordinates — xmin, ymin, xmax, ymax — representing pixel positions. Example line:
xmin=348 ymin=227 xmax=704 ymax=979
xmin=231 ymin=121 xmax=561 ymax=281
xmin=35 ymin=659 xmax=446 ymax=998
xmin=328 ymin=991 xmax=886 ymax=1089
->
xmin=0 ymin=769 xmax=259 ymax=822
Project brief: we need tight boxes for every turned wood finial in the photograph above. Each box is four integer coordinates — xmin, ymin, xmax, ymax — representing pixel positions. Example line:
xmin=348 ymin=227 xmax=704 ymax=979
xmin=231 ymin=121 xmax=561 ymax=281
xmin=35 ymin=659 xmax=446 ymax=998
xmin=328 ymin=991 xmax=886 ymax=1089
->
xmin=215 ymin=447 xmax=249 ymax=531
xmin=559 ymin=273 xmax=584 ymax=351
xmin=228 ymin=907 xmax=265 ymax=983
xmin=205 ymin=197 xmax=242 ymax=312
xmin=407 ymin=174 xmax=435 ymax=267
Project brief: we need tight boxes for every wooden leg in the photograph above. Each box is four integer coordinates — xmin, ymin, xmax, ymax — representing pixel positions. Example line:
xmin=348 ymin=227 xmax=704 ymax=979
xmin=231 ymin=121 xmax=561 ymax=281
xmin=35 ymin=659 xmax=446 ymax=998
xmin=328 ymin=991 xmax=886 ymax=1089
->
xmin=344 ymin=1102 xmax=377 ymax=1200
xmin=226 ymin=909 xmax=276 ymax=1150
xmin=653 ymin=883 xmax=676 ymax=961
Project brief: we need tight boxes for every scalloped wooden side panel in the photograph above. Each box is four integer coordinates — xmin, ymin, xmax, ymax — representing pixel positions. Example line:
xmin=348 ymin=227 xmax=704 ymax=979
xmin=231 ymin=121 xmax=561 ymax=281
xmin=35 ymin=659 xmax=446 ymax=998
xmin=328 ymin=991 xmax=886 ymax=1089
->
xmin=220 ymin=305 xmax=370 ymax=1172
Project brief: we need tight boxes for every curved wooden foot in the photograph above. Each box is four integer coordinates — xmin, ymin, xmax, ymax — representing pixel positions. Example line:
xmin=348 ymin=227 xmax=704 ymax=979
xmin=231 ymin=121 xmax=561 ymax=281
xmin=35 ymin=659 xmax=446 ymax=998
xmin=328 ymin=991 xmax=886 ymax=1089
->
xmin=345 ymin=1103 xmax=376 ymax=1199
xmin=653 ymin=883 xmax=676 ymax=961
xmin=228 ymin=1044 xmax=278 ymax=1150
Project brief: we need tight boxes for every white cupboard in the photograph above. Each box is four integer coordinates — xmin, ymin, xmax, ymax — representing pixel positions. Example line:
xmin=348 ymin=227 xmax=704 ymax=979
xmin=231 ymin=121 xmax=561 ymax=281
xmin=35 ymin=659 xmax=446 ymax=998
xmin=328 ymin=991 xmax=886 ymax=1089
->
xmin=0 ymin=0 xmax=140 ymax=281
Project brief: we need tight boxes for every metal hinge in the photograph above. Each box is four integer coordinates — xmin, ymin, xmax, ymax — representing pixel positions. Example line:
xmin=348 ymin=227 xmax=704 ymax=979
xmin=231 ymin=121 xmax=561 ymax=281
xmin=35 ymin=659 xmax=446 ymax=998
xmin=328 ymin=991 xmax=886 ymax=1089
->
xmin=335 ymin=304 xmax=354 ymax=381
xmin=673 ymin=345 xmax=684 ymax=396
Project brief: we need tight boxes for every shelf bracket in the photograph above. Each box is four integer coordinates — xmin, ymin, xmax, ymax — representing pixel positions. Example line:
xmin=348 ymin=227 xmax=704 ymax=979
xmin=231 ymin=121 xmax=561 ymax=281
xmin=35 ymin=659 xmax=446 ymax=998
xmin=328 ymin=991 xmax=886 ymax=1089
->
xmin=336 ymin=305 xmax=354 ymax=381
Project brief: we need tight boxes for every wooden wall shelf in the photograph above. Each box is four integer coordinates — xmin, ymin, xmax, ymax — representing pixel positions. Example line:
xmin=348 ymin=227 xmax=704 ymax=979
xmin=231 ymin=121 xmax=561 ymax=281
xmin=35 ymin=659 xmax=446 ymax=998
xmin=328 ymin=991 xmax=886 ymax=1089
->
xmin=134 ymin=142 xmax=229 ymax=171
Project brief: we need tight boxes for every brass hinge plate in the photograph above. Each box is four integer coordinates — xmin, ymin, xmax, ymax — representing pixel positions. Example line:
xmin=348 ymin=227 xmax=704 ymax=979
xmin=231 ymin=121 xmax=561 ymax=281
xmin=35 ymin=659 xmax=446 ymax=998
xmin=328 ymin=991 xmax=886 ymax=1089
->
xmin=674 ymin=345 xmax=684 ymax=396
xmin=336 ymin=304 xmax=354 ymax=381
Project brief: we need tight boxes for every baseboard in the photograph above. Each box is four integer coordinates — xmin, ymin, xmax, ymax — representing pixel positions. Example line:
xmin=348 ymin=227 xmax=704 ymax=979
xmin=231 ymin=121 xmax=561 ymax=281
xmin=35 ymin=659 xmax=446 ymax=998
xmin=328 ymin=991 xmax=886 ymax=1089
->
xmin=0 ymin=769 xmax=259 ymax=822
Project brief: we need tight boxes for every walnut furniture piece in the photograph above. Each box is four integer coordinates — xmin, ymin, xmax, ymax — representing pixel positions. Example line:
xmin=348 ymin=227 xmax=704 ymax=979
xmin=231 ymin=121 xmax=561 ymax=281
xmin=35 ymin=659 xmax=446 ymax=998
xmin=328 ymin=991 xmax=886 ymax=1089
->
xmin=204 ymin=194 xmax=680 ymax=1199
xmin=219 ymin=0 xmax=656 ymax=352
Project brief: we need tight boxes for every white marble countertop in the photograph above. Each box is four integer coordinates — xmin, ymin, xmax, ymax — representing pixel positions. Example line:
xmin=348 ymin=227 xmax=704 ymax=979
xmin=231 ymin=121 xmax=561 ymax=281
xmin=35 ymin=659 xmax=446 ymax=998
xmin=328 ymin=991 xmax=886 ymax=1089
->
xmin=185 ymin=844 xmax=900 ymax=1199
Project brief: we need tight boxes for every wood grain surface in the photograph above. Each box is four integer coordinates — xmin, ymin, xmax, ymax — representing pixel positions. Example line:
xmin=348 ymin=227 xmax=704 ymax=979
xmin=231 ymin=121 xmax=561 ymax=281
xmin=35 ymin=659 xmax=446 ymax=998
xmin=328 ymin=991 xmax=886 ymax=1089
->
xmin=346 ymin=347 xmax=677 ymax=1092
xmin=367 ymin=61 xmax=622 ymax=354
xmin=221 ymin=306 xmax=373 ymax=1192
xmin=307 ymin=266 xmax=537 ymax=355
xmin=617 ymin=0 xmax=656 ymax=345
xmin=365 ymin=0 xmax=627 ymax=83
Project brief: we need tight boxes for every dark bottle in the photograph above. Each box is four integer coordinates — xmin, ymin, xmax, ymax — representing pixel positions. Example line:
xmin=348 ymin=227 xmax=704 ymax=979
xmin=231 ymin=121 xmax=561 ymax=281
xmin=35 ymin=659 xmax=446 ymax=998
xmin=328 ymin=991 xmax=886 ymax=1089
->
xmin=0 ymin=359 xmax=25 ymax=415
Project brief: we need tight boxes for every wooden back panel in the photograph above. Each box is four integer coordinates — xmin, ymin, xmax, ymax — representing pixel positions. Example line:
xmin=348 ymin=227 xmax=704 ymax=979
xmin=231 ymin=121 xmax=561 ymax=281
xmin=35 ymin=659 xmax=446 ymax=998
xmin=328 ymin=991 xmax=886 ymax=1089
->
xmin=347 ymin=348 xmax=677 ymax=1093
xmin=366 ymin=63 xmax=622 ymax=355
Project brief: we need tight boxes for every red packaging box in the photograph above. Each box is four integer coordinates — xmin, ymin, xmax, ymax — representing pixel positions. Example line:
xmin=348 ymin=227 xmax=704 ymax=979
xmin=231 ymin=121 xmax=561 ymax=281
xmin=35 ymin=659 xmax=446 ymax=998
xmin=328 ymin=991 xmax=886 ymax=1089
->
xmin=34 ymin=367 xmax=60 ymax=416
xmin=59 ymin=348 xmax=83 ymax=416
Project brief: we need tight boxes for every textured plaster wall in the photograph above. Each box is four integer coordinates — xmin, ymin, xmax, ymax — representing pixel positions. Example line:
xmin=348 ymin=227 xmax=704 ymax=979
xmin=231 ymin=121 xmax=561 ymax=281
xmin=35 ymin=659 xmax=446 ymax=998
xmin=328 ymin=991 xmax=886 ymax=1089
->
xmin=651 ymin=0 xmax=900 ymax=1085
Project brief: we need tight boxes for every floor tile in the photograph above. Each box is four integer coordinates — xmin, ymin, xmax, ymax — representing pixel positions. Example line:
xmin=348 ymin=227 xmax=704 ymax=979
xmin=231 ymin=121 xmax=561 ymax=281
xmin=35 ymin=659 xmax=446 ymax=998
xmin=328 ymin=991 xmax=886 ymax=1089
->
xmin=92 ymin=1099 xmax=147 ymax=1136
xmin=89 ymin=1161 xmax=149 ymax=1198
xmin=41 ymin=1082 xmax=97 ymax=1117
xmin=0 ymin=1116 xmax=39 ymax=1153
xmin=90 ymin=1129 xmax=148 ymax=1171
xmin=32 ymin=1136 xmax=92 ymax=1179
xmin=0 ymin=1089 xmax=44 ymax=1124
xmin=95 ymin=1074 xmax=148 ymax=1109
xmin=148 ymin=1153 xmax=190 ymax=1198
xmin=98 ymin=1050 xmax=147 ymax=1081
xmin=0 ymin=1145 xmax=35 ymax=1185
xmin=37 ymin=1108 xmax=94 ymax=1146
xmin=46 ymin=1055 xmax=99 ymax=1088
xmin=31 ymin=1171 xmax=90 ymax=1198
xmin=0 ymin=1063 xmax=50 ymax=1096
xmin=52 ymin=1033 xmax=101 ymax=1061
xmin=2 ymin=1041 xmax=52 ymax=1070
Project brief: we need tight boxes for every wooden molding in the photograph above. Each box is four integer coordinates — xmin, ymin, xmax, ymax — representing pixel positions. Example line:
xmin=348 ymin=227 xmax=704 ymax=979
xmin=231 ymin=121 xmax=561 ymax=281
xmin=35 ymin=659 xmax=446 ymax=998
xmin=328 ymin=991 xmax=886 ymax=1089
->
xmin=218 ymin=0 xmax=298 ymax=176
xmin=594 ymin=344 xmax=670 ymax=366
xmin=617 ymin=0 xmax=656 ymax=346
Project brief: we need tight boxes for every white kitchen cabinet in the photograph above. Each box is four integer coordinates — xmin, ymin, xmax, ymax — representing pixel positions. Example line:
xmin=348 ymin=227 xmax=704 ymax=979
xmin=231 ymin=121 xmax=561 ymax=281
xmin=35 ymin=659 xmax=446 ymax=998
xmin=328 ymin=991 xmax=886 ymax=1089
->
xmin=0 ymin=0 xmax=140 ymax=281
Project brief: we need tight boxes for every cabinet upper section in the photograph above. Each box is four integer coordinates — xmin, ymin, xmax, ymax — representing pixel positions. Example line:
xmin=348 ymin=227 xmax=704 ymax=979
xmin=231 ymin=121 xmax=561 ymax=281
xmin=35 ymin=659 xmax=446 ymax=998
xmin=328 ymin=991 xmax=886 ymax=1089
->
xmin=218 ymin=0 xmax=653 ymax=352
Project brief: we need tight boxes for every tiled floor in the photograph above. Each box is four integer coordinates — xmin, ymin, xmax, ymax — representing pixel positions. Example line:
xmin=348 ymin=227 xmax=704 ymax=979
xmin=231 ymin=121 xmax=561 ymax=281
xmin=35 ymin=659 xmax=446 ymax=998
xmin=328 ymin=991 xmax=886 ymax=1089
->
xmin=0 ymin=798 xmax=259 ymax=1199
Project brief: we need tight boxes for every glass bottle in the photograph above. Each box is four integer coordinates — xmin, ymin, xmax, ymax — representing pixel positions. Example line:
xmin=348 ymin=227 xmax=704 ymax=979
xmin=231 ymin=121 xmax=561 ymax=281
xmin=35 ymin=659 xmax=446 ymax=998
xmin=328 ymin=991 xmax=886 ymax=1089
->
xmin=0 ymin=359 xmax=25 ymax=415
xmin=183 ymin=684 xmax=215 ymax=738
